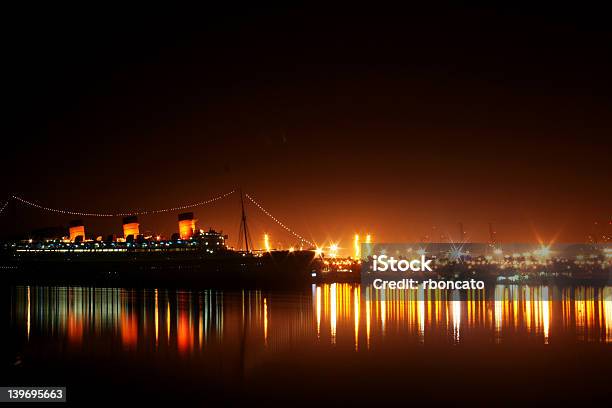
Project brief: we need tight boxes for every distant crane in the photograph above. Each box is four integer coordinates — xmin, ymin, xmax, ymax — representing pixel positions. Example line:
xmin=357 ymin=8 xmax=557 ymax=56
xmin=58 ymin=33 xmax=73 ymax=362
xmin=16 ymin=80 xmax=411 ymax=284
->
xmin=488 ymin=222 xmax=497 ymax=245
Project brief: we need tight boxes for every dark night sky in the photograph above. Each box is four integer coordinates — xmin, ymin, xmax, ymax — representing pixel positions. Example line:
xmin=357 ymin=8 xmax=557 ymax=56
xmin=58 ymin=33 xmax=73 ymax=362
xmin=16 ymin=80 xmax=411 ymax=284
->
xmin=2 ymin=4 xmax=611 ymax=251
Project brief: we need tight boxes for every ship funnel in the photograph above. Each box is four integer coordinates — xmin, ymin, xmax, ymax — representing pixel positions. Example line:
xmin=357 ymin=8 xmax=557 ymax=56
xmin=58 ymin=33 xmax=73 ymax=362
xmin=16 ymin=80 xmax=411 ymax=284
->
xmin=69 ymin=220 xmax=85 ymax=242
xmin=122 ymin=216 xmax=140 ymax=240
xmin=178 ymin=212 xmax=196 ymax=240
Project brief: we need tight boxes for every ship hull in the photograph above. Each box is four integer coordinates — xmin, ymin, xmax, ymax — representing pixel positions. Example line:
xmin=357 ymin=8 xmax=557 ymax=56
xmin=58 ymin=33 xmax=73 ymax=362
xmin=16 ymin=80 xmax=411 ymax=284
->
xmin=0 ymin=250 xmax=319 ymax=289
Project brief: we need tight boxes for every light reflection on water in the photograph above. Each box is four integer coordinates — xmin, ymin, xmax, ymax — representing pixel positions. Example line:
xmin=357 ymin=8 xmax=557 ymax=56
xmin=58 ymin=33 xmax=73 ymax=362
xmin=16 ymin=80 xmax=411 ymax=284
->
xmin=10 ymin=284 xmax=612 ymax=355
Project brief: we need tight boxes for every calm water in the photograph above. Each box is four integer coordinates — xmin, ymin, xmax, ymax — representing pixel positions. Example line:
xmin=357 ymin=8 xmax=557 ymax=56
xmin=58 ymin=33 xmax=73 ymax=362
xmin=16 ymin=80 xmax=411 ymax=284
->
xmin=8 ymin=284 xmax=612 ymax=404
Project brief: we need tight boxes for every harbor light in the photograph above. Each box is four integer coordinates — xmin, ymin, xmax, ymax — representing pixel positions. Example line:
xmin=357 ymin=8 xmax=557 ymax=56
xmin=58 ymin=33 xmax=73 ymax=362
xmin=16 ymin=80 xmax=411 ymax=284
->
xmin=329 ymin=243 xmax=339 ymax=258
xmin=264 ymin=233 xmax=271 ymax=252
xmin=534 ymin=245 xmax=552 ymax=259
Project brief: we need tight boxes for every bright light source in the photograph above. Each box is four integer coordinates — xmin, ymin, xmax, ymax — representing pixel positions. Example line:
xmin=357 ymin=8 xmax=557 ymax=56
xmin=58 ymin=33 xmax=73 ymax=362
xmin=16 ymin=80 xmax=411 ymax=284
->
xmin=329 ymin=243 xmax=339 ymax=258
xmin=264 ymin=234 xmax=271 ymax=252
xmin=534 ymin=245 xmax=552 ymax=258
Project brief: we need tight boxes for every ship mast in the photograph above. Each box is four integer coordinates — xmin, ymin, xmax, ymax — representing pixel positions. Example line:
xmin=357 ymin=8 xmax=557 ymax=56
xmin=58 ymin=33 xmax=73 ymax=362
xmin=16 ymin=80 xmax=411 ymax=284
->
xmin=238 ymin=189 xmax=253 ymax=252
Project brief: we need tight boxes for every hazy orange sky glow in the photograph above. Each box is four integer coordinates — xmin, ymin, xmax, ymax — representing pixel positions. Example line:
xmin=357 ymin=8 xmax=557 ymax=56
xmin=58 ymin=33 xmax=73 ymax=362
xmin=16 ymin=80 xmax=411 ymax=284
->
xmin=2 ymin=6 xmax=610 ymax=249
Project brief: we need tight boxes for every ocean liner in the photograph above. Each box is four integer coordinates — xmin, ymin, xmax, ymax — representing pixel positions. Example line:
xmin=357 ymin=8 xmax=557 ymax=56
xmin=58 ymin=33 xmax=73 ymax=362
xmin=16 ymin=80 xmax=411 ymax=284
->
xmin=0 ymin=198 xmax=320 ymax=288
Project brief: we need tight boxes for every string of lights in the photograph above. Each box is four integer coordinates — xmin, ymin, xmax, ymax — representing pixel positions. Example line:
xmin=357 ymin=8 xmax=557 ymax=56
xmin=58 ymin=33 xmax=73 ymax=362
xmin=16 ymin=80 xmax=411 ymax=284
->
xmin=245 ymin=193 xmax=315 ymax=246
xmin=0 ymin=199 xmax=8 ymax=215
xmin=10 ymin=190 xmax=235 ymax=217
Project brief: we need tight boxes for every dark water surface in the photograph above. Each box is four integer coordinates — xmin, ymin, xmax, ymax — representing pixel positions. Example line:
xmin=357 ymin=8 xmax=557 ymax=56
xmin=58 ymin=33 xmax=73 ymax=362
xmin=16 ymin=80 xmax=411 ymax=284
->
xmin=7 ymin=284 xmax=612 ymax=405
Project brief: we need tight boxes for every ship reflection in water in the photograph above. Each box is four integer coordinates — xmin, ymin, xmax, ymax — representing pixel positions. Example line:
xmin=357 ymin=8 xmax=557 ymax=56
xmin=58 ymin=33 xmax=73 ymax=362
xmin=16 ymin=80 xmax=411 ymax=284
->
xmin=11 ymin=284 xmax=612 ymax=349
xmin=8 ymin=283 xmax=612 ymax=404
